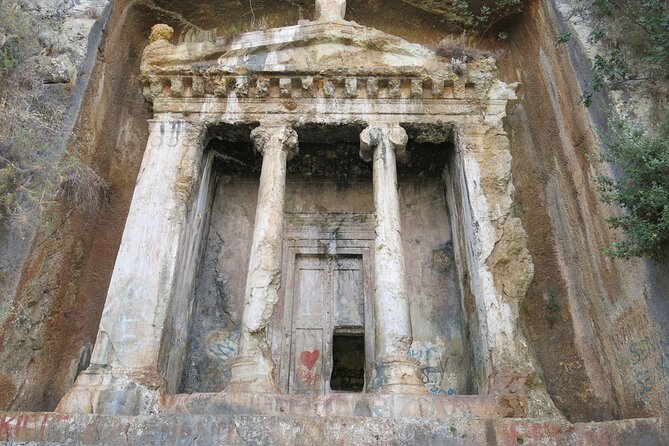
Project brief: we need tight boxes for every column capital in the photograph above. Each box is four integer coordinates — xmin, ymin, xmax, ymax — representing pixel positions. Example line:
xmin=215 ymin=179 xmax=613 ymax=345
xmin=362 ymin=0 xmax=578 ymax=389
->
xmin=359 ymin=124 xmax=408 ymax=163
xmin=251 ymin=125 xmax=299 ymax=160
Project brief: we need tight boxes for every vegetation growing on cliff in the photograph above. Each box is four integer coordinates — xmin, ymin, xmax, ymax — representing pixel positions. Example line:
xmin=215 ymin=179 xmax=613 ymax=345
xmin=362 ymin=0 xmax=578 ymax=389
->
xmin=0 ymin=2 xmax=106 ymax=226
xmin=594 ymin=0 xmax=669 ymax=260
xmin=559 ymin=0 xmax=669 ymax=260
xmin=452 ymin=0 xmax=527 ymax=37
xmin=596 ymin=118 xmax=669 ymax=260
xmin=580 ymin=0 xmax=669 ymax=106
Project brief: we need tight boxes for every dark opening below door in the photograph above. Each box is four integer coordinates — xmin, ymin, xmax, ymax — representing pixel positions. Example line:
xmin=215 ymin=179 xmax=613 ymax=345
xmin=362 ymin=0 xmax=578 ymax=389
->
xmin=330 ymin=329 xmax=365 ymax=392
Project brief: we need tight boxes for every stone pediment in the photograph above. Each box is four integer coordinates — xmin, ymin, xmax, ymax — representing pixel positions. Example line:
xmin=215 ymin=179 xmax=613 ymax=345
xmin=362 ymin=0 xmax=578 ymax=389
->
xmin=140 ymin=20 xmax=512 ymax=104
xmin=143 ymin=21 xmax=441 ymax=77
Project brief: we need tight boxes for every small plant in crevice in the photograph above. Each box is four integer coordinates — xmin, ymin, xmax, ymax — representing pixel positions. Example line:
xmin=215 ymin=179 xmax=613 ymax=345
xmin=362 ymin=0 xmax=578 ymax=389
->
xmin=594 ymin=117 xmax=669 ymax=260
xmin=0 ymin=47 xmax=17 ymax=73
xmin=435 ymin=35 xmax=497 ymax=61
xmin=555 ymin=31 xmax=572 ymax=45
xmin=545 ymin=286 xmax=561 ymax=327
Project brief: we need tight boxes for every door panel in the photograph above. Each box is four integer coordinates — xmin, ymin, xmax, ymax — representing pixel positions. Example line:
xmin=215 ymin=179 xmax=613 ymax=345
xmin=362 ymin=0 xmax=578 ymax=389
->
xmin=284 ymin=253 xmax=368 ymax=395
xmin=288 ymin=256 xmax=327 ymax=394
xmin=293 ymin=259 xmax=326 ymax=327
xmin=333 ymin=258 xmax=364 ymax=327
xmin=290 ymin=328 xmax=325 ymax=394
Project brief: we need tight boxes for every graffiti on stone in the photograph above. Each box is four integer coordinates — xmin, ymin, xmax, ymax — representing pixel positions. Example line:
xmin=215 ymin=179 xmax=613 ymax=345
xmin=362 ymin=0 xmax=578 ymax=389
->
xmin=409 ymin=339 xmax=455 ymax=395
xmin=297 ymin=350 xmax=321 ymax=384
xmin=205 ymin=326 xmax=239 ymax=381
xmin=610 ymin=305 xmax=669 ymax=413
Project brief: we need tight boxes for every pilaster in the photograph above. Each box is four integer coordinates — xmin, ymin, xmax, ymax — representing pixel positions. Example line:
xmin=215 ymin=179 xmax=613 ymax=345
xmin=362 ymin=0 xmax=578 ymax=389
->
xmin=56 ymin=116 xmax=207 ymax=414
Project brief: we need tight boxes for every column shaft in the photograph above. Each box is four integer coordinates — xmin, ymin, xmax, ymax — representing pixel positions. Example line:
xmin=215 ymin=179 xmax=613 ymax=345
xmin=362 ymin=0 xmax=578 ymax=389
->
xmin=360 ymin=124 xmax=425 ymax=394
xmin=57 ymin=116 xmax=207 ymax=414
xmin=226 ymin=125 xmax=298 ymax=393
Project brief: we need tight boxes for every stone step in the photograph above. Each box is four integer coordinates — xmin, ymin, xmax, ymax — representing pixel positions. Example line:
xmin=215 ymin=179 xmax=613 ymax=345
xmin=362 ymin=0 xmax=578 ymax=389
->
xmin=160 ymin=393 xmax=511 ymax=419
xmin=0 ymin=412 xmax=665 ymax=445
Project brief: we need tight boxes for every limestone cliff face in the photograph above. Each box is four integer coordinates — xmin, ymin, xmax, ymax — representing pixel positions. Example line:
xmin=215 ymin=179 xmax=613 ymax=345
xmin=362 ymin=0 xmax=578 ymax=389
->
xmin=0 ymin=0 xmax=112 ymax=341
xmin=498 ymin=0 xmax=669 ymax=420
xmin=0 ymin=0 xmax=667 ymax=423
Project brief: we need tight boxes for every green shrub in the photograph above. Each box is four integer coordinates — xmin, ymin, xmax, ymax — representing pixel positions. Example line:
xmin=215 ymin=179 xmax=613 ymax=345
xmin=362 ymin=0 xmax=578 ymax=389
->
xmin=545 ymin=286 xmax=561 ymax=327
xmin=453 ymin=0 xmax=527 ymax=35
xmin=578 ymin=0 xmax=669 ymax=105
xmin=596 ymin=116 xmax=669 ymax=260
xmin=555 ymin=0 xmax=669 ymax=260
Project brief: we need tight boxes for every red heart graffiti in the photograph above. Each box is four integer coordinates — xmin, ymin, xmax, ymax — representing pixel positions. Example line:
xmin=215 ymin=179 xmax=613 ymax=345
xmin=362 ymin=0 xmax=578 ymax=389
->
xmin=300 ymin=350 xmax=320 ymax=371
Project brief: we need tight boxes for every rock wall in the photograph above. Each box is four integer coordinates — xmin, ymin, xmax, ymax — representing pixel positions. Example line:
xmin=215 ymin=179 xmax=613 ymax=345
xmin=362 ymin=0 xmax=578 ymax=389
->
xmin=498 ymin=0 xmax=669 ymax=421
xmin=0 ymin=0 xmax=146 ymax=411
xmin=0 ymin=0 xmax=111 ymax=347
xmin=0 ymin=0 xmax=667 ymax=426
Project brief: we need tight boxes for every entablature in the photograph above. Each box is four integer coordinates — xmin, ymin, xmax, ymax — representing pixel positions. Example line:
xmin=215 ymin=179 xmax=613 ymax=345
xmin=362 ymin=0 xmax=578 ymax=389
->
xmin=140 ymin=20 xmax=517 ymax=115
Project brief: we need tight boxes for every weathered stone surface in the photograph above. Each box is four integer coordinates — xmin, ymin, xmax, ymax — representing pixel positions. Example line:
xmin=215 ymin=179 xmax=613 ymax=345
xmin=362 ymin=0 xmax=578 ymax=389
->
xmin=315 ymin=0 xmax=347 ymax=21
xmin=57 ymin=118 xmax=212 ymax=414
xmin=56 ymin=13 xmax=561 ymax=415
xmin=36 ymin=54 xmax=77 ymax=84
xmin=226 ymin=126 xmax=298 ymax=394
xmin=0 ymin=412 xmax=665 ymax=445
xmin=360 ymin=124 xmax=424 ymax=394
xmin=2 ymin=0 xmax=666 ymax=435
xmin=149 ymin=24 xmax=174 ymax=44
xmin=163 ymin=392 xmax=512 ymax=418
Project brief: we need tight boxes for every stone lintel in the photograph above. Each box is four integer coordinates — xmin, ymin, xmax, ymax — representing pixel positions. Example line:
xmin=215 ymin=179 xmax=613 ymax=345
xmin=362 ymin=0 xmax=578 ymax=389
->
xmin=147 ymin=98 xmax=510 ymax=130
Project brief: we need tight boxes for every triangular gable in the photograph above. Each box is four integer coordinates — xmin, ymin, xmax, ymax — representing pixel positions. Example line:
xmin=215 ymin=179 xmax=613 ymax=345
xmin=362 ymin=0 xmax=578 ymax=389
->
xmin=142 ymin=21 xmax=449 ymax=77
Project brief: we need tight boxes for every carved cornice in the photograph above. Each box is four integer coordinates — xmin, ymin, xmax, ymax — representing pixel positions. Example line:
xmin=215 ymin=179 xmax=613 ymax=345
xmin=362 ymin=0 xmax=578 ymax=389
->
xmin=142 ymin=73 xmax=480 ymax=102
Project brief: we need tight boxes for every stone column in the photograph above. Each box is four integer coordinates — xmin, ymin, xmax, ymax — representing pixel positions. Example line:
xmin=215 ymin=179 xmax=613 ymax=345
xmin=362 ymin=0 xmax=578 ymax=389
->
xmin=56 ymin=115 xmax=207 ymax=414
xmin=360 ymin=124 xmax=425 ymax=394
xmin=226 ymin=125 xmax=298 ymax=393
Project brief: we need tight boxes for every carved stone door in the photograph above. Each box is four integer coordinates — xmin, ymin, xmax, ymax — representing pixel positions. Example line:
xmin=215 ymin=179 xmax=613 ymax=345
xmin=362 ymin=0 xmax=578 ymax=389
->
xmin=280 ymin=253 xmax=371 ymax=395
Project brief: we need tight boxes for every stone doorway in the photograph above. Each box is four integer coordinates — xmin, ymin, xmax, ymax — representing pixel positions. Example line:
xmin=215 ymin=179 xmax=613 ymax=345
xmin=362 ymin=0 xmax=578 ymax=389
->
xmin=273 ymin=209 xmax=376 ymax=395
xmin=280 ymin=253 xmax=371 ymax=395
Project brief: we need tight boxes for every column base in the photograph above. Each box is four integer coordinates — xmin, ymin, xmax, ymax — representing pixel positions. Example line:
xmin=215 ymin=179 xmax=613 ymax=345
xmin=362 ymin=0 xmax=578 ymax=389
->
xmin=371 ymin=357 xmax=426 ymax=394
xmin=487 ymin=371 xmax=564 ymax=418
xmin=56 ymin=366 xmax=161 ymax=415
xmin=225 ymin=355 xmax=281 ymax=393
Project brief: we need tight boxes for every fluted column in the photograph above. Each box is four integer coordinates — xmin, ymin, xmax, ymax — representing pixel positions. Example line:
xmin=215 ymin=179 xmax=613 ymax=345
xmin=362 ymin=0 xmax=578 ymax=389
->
xmin=226 ymin=125 xmax=298 ymax=393
xmin=360 ymin=124 xmax=425 ymax=394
